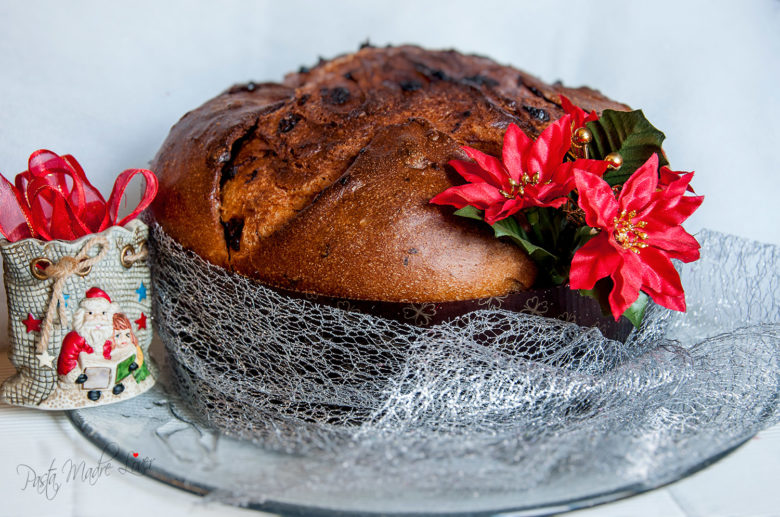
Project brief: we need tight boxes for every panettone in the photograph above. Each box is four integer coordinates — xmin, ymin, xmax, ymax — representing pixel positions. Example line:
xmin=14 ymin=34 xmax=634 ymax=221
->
xmin=150 ymin=45 xmax=627 ymax=302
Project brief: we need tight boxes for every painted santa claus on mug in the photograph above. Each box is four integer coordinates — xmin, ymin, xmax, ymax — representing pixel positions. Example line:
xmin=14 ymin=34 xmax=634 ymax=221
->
xmin=57 ymin=287 xmax=120 ymax=399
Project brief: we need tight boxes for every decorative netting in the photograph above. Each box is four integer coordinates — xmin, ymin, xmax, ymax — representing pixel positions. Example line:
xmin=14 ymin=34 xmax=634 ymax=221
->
xmin=149 ymin=224 xmax=779 ymax=495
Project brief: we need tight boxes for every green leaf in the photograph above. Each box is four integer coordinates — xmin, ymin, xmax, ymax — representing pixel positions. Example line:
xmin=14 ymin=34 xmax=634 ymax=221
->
xmin=623 ymin=291 xmax=649 ymax=329
xmin=546 ymin=271 xmax=568 ymax=286
xmin=453 ymin=205 xmax=484 ymax=221
xmin=524 ymin=208 xmax=544 ymax=243
xmin=538 ymin=207 xmax=559 ymax=248
xmin=580 ymin=282 xmax=648 ymax=328
xmin=586 ymin=109 xmax=669 ymax=186
xmin=572 ymin=225 xmax=596 ymax=252
xmin=491 ymin=217 xmax=558 ymax=262
xmin=490 ymin=213 xmax=522 ymax=237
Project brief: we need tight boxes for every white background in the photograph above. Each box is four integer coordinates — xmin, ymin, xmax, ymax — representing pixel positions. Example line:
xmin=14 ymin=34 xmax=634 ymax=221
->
xmin=1 ymin=1 xmax=779 ymax=516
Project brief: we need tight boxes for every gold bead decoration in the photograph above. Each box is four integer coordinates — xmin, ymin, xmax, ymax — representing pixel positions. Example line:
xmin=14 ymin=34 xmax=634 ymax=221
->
xmin=572 ymin=127 xmax=592 ymax=146
xmin=605 ymin=152 xmax=623 ymax=170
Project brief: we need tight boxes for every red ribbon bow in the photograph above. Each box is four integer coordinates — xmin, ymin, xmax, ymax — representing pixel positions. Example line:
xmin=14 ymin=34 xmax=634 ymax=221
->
xmin=0 ymin=150 xmax=158 ymax=242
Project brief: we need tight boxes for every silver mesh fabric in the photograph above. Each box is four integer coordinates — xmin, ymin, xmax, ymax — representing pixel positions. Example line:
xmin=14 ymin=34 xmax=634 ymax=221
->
xmin=150 ymin=225 xmax=779 ymax=494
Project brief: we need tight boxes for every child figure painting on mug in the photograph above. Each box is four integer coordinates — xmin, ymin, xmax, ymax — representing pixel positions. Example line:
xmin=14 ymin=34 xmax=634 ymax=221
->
xmin=112 ymin=313 xmax=150 ymax=392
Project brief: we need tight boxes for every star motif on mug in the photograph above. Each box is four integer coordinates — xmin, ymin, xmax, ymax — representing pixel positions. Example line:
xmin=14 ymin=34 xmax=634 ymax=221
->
xmin=135 ymin=312 xmax=147 ymax=330
xmin=22 ymin=313 xmax=42 ymax=333
xmin=136 ymin=282 xmax=147 ymax=302
xmin=36 ymin=349 xmax=56 ymax=369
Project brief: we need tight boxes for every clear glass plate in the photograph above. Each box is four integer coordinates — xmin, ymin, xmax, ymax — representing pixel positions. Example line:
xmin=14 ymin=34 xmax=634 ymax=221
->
xmin=67 ymin=381 xmax=751 ymax=516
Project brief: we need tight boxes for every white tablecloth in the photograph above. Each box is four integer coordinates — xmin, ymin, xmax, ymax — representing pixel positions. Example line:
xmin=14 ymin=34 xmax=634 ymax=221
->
xmin=1 ymin=1 xmax=779 ymax=515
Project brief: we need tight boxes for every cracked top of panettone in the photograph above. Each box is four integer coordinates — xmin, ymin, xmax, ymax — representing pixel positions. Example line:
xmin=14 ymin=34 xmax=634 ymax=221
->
xmin=150 ymin=44 xmax=628 ymax=302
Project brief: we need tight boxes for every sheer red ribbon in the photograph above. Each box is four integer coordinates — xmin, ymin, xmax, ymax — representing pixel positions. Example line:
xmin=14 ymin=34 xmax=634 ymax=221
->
xmin=0 ymin=150 xmax=158 ymax=242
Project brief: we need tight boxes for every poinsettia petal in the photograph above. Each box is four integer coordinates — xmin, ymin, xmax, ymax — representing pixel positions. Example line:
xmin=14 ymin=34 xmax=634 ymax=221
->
xmin=560 ymin=96 xmax=595 ymax=128
xmin=449 ymin=159 xmax=505 ymax=190
xmin=560 ymin=95 xmax=581 ymax=118
xmin=571 ymin=159 xmax=609 ymax=177
xmin=531 ymin=195 xmax=569 ymax=209
xmin=642 ymin=285 xmax=686 ymax=313
xmin=659 ymin=166 xmax=696 ymax=193
xmin=485 ymin=197 xmax=525 ymax=225
xmin=462 ymin=146 xmax=509 ymax=188
xmin=658 ymin=171 xmax=695 ymax=199
xmin=608 ymin=252 xmax=643 ymax=321
xmin=566 ymin=97 xmax=598 ymax=126
xmin=528 ymin=115 xmax=572 ymax=180
xmin=658 ymin=166 xmax=676 ymax=187
xmin=553 ymin=162 xmax=577 ymax=192
xmin=651 ymin=171 xmax=702 ymax=224
xmin=639 ymin=247 xmax=686 ymax=311
xmin=663 ymin=247 xmax=700 ymax=263
xmin=638 ymin=247 xmax=680 ymax=293
xmin=555 ymin=159 xmax=609 ymax=193
xmin=648 ymin=194 xmax=704 ymax=227
xmin=501 ymin=124 xmax=533 ymax=183
xmin=574 ymin=170 xmax=618 ymax=230
xmin=430 ymin=183 xmax=505 ymax=210
xmin=619 ymin=154 xmax=659 ymax=214
xmin=645 ymin=225 xmax=701 ymax=262
xmin=569 ymin=232 xmax=620 ymax=290
xmin=528 ymin=183 xmax=567 ymax=204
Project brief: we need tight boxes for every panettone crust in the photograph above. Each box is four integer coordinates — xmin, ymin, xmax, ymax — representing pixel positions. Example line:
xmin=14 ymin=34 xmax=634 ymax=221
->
xmin=151 ymin=45 xmax=628 ymax=302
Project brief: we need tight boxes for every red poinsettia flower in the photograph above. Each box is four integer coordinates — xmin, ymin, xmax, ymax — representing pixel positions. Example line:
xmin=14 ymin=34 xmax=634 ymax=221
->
xmin=430 ymin=116 xmax=609 ymax=225
xmin=561 ymin=95 xmax=598 ymax=129
xmin=569 ymin=154 xmax=703 ymax=320
xmin=659 ymin=165 xmax=696 ymax=193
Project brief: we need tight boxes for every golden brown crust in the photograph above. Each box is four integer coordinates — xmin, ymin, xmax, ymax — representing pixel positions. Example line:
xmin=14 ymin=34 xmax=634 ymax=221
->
xmin=242 ymin=119 xmax=538 ymax=301
xmin=150 ymin=83 xmax=294 ymax=266
xmin=151 ymin=45 xmax=628 ymax=302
